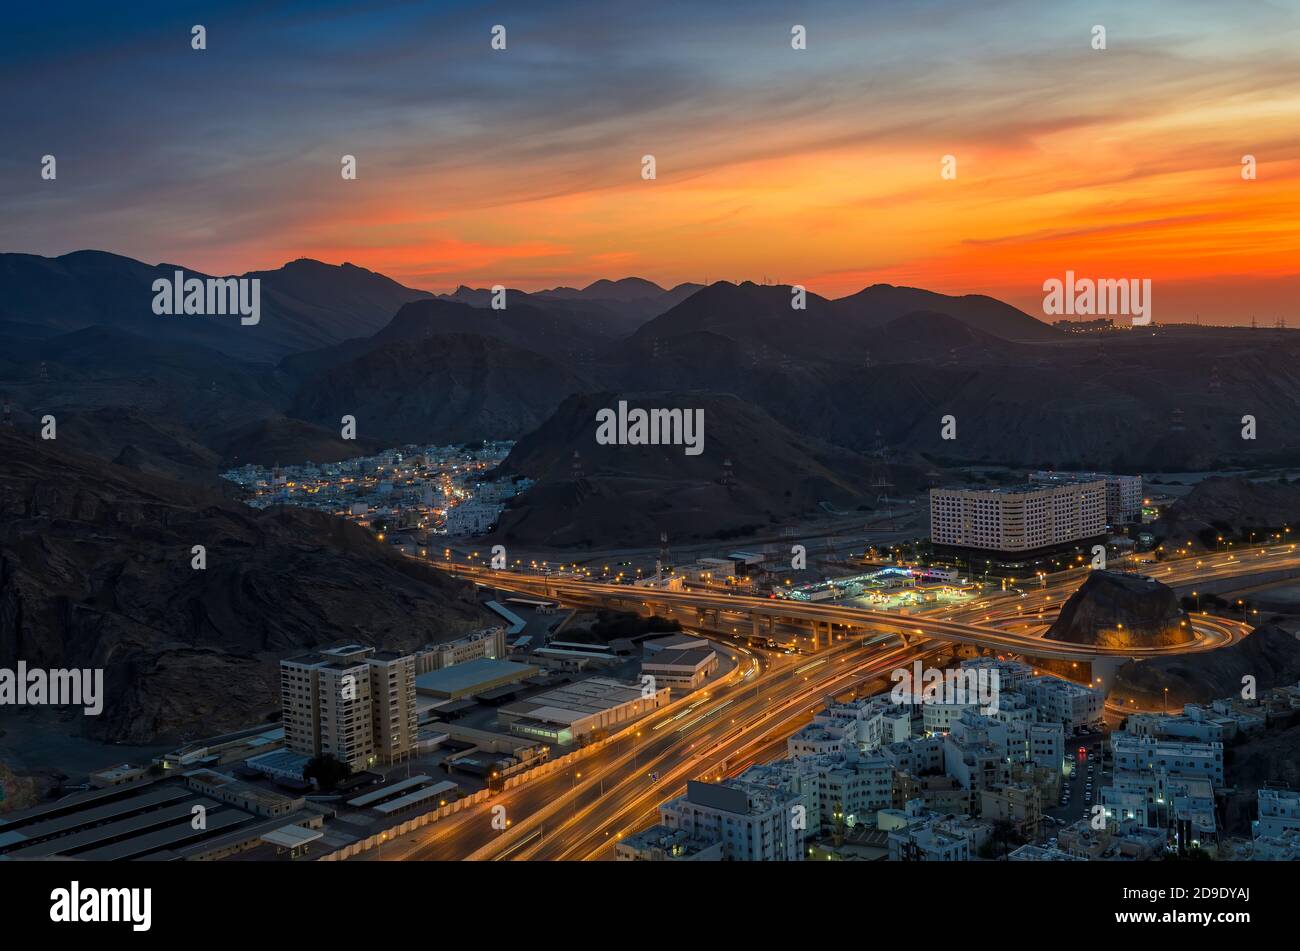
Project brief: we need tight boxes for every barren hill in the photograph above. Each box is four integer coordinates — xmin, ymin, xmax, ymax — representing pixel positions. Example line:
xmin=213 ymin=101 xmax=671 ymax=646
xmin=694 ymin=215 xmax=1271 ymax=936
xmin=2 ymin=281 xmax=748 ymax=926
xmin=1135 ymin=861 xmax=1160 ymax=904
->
xmin=0 ymin=428 xmax=489 ymax=744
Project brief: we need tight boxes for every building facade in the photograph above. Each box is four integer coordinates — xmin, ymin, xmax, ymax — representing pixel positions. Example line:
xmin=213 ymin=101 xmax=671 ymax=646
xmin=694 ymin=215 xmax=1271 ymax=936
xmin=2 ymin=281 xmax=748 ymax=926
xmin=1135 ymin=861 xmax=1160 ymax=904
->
xmin=280 ymin=644 xmax=418 ymax=771
xmin=930 ymin=480 xmax=1106 ymax=557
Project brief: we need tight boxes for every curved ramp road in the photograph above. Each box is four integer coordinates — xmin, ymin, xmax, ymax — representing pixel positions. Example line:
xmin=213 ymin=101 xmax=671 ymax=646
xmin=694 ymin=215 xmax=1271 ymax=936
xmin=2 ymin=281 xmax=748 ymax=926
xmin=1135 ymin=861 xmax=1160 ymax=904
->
xmin=375 ymin=546 xmax=1267 ymax=861
xmin=447 ymin=564 xmax=1250 ymax=660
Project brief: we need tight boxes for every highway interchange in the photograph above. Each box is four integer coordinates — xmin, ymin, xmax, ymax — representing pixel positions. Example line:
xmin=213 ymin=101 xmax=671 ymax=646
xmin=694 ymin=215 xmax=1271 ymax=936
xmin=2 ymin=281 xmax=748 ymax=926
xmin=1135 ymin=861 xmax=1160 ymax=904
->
xmin=368 ymin=541 xmax=1292 ymax=861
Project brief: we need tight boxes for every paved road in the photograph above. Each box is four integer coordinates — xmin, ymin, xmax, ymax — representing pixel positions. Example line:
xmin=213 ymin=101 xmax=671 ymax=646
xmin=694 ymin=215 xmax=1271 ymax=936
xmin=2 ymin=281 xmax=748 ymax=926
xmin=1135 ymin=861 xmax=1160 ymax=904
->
xmin=374 ymin=542 xmax=1281 ymax=860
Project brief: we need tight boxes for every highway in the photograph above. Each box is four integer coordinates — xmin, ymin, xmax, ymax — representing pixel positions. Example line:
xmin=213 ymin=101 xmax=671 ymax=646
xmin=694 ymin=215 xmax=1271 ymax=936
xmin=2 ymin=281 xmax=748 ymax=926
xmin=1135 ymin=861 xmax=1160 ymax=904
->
xmin=444 ymin=562 xmax=1251 ymax=660
xmin=370 ymin=631 xmax=942 ymax=861
xmin=370 ymin=542 xmax=1280 ymax=860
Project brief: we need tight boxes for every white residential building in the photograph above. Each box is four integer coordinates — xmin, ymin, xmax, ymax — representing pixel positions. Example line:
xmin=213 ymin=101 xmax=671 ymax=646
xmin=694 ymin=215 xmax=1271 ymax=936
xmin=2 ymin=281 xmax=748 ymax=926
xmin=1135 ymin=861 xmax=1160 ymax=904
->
xmin=929 ymin=480 xmax=1106 ymax=554
xmin=659 ymin=780 xmax=805 ymax=861
xmin=788 ymin=697 xmax=912 ymax=757
xmin=1111 ymin=735 xmax=1225 ymax=788
xmin=886 ymin=800 xmax=973 ymax=861
xmin=1029 ymin=470 xmax=1142 ymax=525
xmin=1254 ymin=788 xmax=1300 ymax=838
xmin=1019 ymin=676 xmax=1104 ymax=733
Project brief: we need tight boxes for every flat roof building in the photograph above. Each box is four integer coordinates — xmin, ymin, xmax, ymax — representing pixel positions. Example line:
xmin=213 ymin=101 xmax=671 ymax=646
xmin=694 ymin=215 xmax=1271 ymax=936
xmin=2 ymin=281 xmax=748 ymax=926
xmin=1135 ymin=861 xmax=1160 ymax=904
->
xmin=280 ymin=644 xmax=418 ymax=771
xmin=1029 ymin=470 xmax=1142 ymax=525
xmin=659 ymin=780 xmax=805 ymax=862
xmin=498 ymin=677 xmax=670 ymax=745
xmin=414 ymin=657 xmax=539 ymax=700
xmin=930 ymin=480 xmax=1106 ymax=559
xmin=641 ymin=647 xmax=719 ymax=690
xmin=615 ymin=824 xmax=725 ymax=861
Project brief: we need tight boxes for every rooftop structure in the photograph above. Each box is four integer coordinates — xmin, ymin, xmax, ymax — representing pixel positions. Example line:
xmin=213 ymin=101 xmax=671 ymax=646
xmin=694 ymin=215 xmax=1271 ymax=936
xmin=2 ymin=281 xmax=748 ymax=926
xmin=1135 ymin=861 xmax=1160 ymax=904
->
xmin=498 ymin=676 xmax=670 ymax=745
xmin=413 ymin=657 xmax=539 ymax=700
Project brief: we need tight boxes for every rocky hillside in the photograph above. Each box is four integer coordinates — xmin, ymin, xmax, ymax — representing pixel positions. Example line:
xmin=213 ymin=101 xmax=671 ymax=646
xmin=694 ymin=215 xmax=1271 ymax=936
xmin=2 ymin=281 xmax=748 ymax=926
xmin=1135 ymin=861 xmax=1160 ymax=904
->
xmin=1114 ymin=623 xmax=1300 ymax=708
xmin=287 ymin=332 xmax=593 ymax=444
xmin=1047 ymin=570 xmax=1194 ymax=648
xmin=1157 ymin=477 xmax=1300 ymax=548
xmin=0 ymin=428 xmax=490 ymax=744
xmin=489 ymin=391 xmax=932 ymax=547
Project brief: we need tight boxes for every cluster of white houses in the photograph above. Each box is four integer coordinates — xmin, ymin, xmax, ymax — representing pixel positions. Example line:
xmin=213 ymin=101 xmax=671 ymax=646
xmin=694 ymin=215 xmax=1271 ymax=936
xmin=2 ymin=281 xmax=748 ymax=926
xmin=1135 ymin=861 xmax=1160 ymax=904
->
xmin=619 ymin=662 xmax=1300 ymax=862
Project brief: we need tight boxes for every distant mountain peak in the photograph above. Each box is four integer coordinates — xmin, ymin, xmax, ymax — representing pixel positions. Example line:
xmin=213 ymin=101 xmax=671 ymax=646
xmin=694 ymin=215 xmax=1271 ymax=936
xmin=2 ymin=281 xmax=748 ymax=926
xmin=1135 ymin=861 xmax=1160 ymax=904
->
xmin=579 ymin=276 xmax=666 ymax=300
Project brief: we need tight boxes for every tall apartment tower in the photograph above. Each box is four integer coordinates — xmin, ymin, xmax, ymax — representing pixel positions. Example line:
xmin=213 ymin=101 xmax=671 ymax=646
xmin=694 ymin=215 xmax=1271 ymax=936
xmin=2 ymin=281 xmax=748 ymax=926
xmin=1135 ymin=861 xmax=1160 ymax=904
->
xmin=366 ymin=650 xmax=418 ymax=765
xmin=280 ymin=644 xmax=417 ymax=771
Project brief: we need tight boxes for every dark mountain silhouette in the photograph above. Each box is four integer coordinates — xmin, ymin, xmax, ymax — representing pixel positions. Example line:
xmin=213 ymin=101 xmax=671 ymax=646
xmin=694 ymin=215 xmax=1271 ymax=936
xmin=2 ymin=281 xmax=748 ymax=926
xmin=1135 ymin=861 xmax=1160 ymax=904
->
xmin=370 ymin=297 xmax=629 ymax=357
xmin=1157 ymin=477 xmax=1300 ymax=548
xmin=489 ymin=391 xmax=932 ymax=547
xmin=278 ymin=296 xmax=613 ymax=378
xmin=288 ymin=332 xmax=594 ymax=444
xmin=628 ymin=280 xmax=1055 ymax=366
xmin=445 ymin=277 xmax=702 ymax=326
xmin=562 ymin=277 xmax=666 ymax=301
xmin=0 ymin=427 xmax=489 ymax=744
xmin=0 ymin=251 xmax=431 ymax=361
xmin=829 ymin=284 xmax=1060 ymax=342
xmin=10 ymin=253 xmax=1300 ymax=481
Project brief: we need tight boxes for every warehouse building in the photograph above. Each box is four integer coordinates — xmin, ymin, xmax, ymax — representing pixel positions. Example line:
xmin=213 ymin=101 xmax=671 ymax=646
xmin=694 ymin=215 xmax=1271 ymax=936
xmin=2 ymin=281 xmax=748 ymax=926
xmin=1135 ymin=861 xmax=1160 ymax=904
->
xmin=497 ymin=677 xmax=670 ymax=745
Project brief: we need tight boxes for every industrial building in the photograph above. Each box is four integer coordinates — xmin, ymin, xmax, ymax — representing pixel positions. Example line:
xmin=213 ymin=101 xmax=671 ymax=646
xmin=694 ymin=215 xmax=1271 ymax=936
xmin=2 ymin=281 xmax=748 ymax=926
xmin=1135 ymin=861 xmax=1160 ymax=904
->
xmin=497 ymin=676 xmax=670 ymax=745
xmin=0 ymin=772 xmax=320 ymax=862
xmin=413 ymin=657 xmax=540 ymax=700
xmin=641 ymin=646 xmax=719 ymax=690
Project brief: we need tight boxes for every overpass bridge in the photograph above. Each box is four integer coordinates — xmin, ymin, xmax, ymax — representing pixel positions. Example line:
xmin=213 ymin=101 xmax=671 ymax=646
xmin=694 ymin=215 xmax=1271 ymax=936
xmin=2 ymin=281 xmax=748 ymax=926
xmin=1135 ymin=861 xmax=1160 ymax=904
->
xmin=445 ymin=567 xmax=1243 ymax=668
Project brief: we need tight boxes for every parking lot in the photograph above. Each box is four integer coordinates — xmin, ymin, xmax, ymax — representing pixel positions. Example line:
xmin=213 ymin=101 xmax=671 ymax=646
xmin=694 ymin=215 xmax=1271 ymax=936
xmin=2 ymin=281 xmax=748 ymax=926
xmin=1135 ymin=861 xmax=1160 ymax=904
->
xmin=1043 ymin=729 xmax=1108 ymax=831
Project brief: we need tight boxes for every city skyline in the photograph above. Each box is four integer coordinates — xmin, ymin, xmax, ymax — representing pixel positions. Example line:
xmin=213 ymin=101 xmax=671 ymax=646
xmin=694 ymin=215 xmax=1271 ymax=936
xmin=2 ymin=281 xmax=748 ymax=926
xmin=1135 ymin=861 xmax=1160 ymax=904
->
xmin=2 ymin=1 xmax=1298 ymax=914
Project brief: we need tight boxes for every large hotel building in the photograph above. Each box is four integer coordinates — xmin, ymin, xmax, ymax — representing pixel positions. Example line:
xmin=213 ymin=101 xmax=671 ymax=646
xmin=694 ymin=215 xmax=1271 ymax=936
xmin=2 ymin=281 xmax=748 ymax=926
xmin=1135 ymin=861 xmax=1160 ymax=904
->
xmin=929 ymin=479 xmax=1107 ymax=559
xmin=1028 ymin=470 xmax=1142 ymax=525
xmin=280 ymin=644 xmax=418 ymax=771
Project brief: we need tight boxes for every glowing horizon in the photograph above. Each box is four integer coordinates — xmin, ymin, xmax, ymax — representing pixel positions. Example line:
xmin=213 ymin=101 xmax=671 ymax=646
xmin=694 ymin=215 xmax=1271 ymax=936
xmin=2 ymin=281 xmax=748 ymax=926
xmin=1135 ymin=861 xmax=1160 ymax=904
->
xmin=4 ymin=0 xmax=1300 ymax=324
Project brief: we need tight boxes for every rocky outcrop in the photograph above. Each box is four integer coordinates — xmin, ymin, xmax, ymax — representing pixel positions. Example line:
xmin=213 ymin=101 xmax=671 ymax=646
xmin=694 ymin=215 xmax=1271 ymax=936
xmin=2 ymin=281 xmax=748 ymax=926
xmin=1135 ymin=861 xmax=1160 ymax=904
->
xmin=1114 ymin=623 xmax=1300 ymax=708
xmin=1047 ymin=570 xmax=1193 ymax=648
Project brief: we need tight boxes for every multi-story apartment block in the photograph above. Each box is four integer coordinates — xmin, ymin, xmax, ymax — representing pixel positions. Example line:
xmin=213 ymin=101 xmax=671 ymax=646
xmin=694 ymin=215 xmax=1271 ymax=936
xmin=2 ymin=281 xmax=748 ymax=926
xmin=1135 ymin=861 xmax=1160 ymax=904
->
xmin=1111 ymin=735 xmax=1225 ymax=788
xmin=930 ymin=480 xmax=1106 ymax=557
xmin=1254 ymin=787 xmax=1300 ymax=839
xmin=280 ymin=644 xmax=417 ymax=772
xmin=1019 ymin=676 xmax=1104 ymax=733
xmin=659 ymin=780 xmax=805 ymax=861
xmin=884 ymin=801 xmax=974 ymax=861
xmin=1029 ymin=470 xmax=1142 ymax=525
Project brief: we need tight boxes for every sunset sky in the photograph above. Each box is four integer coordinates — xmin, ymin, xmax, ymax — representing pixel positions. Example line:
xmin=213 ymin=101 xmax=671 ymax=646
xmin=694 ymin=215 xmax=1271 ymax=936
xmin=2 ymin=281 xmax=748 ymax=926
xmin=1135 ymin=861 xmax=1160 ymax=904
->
xmin=4 ymin=0 xmax=1300 ymax=322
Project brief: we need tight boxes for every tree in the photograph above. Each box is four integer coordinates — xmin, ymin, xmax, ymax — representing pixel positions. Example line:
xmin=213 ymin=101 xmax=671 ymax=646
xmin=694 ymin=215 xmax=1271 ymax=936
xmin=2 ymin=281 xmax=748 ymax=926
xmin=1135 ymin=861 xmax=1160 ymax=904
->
xmin=303 ymin=754 xmax=352 ymax=792
xmin=989 ymin=819 xmax=1019 ymax=860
